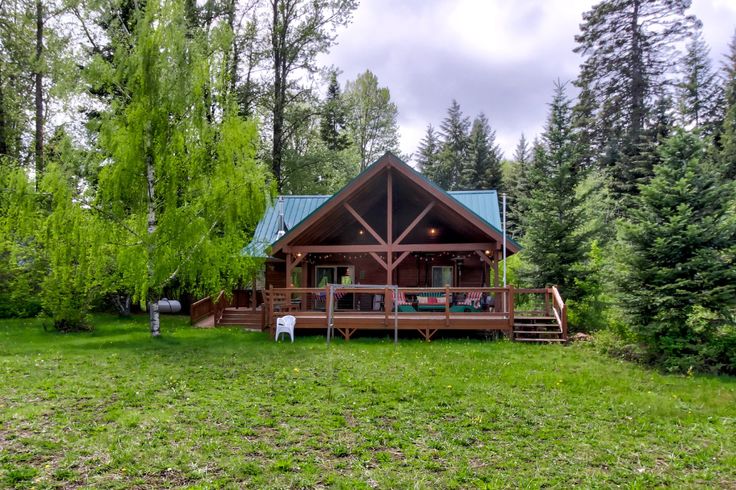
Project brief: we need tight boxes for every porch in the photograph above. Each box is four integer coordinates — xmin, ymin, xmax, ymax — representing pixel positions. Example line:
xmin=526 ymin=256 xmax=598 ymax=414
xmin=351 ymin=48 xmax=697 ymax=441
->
xmin=191 ymin=285 xmax=568 ymax=343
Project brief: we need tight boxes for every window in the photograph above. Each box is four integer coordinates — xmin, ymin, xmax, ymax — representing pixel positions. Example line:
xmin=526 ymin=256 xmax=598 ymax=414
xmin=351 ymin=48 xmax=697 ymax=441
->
xmin=432 ymin=266 xmax=453 ymax=287
xmin=315 ymin=266 xmax=353 ymax=287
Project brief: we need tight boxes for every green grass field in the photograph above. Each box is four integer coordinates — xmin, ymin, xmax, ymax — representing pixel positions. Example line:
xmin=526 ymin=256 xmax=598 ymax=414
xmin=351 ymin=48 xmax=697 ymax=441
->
xmin=1 ymin=315 xmax=735 ymax=489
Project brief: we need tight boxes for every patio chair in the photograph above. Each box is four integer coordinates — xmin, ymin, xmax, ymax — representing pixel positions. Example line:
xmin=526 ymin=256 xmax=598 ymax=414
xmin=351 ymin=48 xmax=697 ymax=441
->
xmin=275 ymin=315 xmax=296 ymax=342
xmin=459 ymin=291 xmax=483 ymax=311
xmin=391 ymin=290 xmax=416 ymax=311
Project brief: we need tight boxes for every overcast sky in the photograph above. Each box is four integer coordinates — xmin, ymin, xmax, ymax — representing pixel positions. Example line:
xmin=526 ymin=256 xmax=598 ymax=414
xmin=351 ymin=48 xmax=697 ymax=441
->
xmin=321 ymin=0 xmax=736 ymax=161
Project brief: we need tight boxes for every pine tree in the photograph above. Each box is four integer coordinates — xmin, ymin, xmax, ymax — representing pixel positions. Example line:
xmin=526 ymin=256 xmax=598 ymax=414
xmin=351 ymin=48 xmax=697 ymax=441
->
xmin=416 ymin=124 xmax=440 ymax=176
xmin=616 ymin=130 xmax=736 ymax=371
xmin=461 ymin=113 xmax=503 ymax=190
xmin=573 ymin=0 xmax=699 ymax=198
xmin=721 ymin=31 xmax=736 ymax=179
xmin=506 ymin=134 xmax=533 ymax=239
xmin=320 ymin=71 xmax=350 ymax=151
xmin=437 ymin=100 xmax=470 ymax=190
xmin=678 ymin=30 xmax=722 ymax=133
xmin=520 ymin=82 xmax=587 ymax=299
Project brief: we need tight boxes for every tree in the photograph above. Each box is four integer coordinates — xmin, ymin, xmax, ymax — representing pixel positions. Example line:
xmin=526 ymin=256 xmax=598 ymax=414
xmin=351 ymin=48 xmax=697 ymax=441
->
xmin=265 ymin=0 xmax=358 ymax=190
xmin=616 ymin=130 xmax=736 ymax=372
xmin=677 ymin=30 xmax=722 ymax=133
xmin=97 ymin=0 xmax=271 ymax=336
xmin=37 ymin=163 xmax=98 ymax=330
xmin=721 ymin=31 xmax=736 ymax=179
xmin=436 ymin=99 xmax=470 ymax=190
xmin=573 ymin=0 xmax=699 ymax=197
xmin=415 ymin=124 xmax=440 ymax=175
xmin=505 ymin=134 xmax=533 ymax=239
xmin=320 ymin=70 xmax=350 ymax=151
xmin=519 ymin=82 xmax=587 ymax=299
xmin=344 ymin=69 xmax=400 ymax=170
xmin=462 ymin=113 xmax=503 ymax=190
xmin=0 ymin=165 xmax=42 ymax=317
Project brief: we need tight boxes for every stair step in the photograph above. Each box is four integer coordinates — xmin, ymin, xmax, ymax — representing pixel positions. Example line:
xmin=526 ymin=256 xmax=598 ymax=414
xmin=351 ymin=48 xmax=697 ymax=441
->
xmin=514 ymin=330 xmax=563 ymax=335
xmin=514 ymin=338 xmax=567 ymax=343
xmin=513 ymin=323 xmax=558 ymax=328
xmin=514 ymin=316 xmax=556 ymax=321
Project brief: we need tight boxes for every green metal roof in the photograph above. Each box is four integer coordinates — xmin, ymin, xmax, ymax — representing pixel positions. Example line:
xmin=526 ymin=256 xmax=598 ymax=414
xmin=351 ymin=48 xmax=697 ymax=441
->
xmin=245 ymin=189 xmax=508 ymax=258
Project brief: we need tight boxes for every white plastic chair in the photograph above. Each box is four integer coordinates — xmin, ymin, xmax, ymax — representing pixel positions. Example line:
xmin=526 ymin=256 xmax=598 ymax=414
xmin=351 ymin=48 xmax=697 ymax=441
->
xmin=275 ymin=315 xmax=296 ymax=342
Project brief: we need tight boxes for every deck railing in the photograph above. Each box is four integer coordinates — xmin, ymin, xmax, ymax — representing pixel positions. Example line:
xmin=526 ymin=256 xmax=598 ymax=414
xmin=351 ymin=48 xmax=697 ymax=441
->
xmin=213 ymin=290 xmax=228 ymax=327
xmin=551 ymin=286 xmax=568 ymax=339
xmin=263 ymin=285 xmax=567 ymax=339
xmin=190 ymin=296 xmax=214 ymax=325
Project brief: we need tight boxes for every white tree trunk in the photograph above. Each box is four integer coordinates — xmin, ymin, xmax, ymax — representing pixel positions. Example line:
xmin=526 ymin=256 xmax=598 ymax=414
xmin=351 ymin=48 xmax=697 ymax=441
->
xmin=145 ymin=120 xmax=159 ymax=337
xmin=149 ymin=300 xmax=160 ymax=337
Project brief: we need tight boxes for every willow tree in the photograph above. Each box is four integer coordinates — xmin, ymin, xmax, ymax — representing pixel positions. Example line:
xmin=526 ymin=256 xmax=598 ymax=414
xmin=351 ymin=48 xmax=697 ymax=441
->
xmin=96 ymin=0 xmax=272 ymax=336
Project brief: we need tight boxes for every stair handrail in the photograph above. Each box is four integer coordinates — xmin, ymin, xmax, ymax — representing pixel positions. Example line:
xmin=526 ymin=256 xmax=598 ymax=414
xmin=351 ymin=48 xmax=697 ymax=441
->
xmin=550 ymin=286 xmax=568 ymax=340
xmin=213 ymin=290 xmax=228 ymax=327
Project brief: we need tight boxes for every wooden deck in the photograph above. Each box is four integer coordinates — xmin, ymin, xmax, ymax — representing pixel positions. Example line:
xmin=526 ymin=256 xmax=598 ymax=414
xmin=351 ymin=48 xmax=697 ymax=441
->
xmin=278 ymin=310 xmax=512 ymax=341
xmin=191 ymin=285 xmax=568 ymax=343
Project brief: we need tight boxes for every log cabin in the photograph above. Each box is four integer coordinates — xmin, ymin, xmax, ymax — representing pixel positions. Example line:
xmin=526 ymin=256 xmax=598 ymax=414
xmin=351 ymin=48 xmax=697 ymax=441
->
xmin=192 ymin=152 xmax=567 ymax=342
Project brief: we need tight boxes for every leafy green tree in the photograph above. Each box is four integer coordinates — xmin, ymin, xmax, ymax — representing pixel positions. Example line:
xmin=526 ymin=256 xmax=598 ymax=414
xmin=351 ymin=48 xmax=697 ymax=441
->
xmin=320 ymin=70 xmax=350 ymax=151
xmin=266 ymin=0 xmax=358 ymax=189
xmin=616 ymin=130 xmax=736 ymax=372
xmin=573 ymin=0 xmax=699 ymax=198
xmin=462 ymin=113 xmax=503 ymax=190
xmin=0 ymin=165 xmax=42 ymax=317
xmin=520 ymin=82 xmax=587 ymax=300
xmin=344 ymin=69 xmax=400 ymax=170
xmin=96 ymin=0 xmax=272 ymax=336
xmin=37 ymin=163 xmax=98 ymax=330
xmin=436 ymin=99 xmax=470 ymax=190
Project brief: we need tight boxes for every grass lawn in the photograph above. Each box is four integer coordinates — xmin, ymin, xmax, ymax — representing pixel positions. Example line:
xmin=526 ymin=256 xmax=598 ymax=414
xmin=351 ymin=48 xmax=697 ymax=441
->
xmin=1 ymin=315 xmax=735 ymax=489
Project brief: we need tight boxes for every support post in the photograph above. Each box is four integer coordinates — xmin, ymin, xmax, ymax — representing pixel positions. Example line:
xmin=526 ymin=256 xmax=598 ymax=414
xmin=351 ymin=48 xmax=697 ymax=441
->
xmin=268 ymin=285 xmax=274 ymax=339
xmin=445 ymin=285 xmax=450 ymax=327
xmin=508 ymin=285 xmax=515 ymax=339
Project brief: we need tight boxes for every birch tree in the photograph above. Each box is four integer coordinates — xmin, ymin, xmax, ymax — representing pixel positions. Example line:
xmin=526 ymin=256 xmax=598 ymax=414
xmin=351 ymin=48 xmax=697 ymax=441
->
xmin=96 ymin=0 xmax=272 ymax=336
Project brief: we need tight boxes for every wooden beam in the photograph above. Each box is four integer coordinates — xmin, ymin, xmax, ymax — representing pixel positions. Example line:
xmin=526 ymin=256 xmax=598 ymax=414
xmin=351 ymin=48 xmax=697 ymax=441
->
xmin=369 ymin=252 xmax=388 ymax=270
xmin=395 ymin=201 xmax=435 ymax=245
xmin=393 ymin=243 xmax=495 ymax=252
xmin=344 ymin=203 xmax=385 ymax=245
xmin=476 ymin=250 xmax=493 ymax=267
xmin=493 ymin=249 xmax=500 ymax=287
xmin=387 ymin=170 xmax=393 ymax=284
xmin=285 ymin=253 xmax=293 ymax=287
xmin=391 ymin=250 xmax=411 ymax=271
xmin=288 ymin=243 xmax=496 ymax=254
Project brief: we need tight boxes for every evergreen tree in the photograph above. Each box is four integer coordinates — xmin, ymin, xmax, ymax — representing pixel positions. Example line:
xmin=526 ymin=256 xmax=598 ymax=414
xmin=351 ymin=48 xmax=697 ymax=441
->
xmin=573 ymin=0 xmax=699 ymax=198
xmin=437 ymin=100 xmax=470 ymax=190
xmin=677 ymin=30 xmax=722 ymax=133
xmin=320 ymin=71 xmax=350 ymax=151
xmin=520 ymin=82 xmax=587 ymax=299
xmin=462 ymin=113 xmax=503 ymax=190
xmin=416 ymin=124 xmax=440 ymax=176
xmin=506 ymin=134 xmax=533 ymax=239
xmin=721 ymin=31 xmax=736 ymax=179
xmin=616 ymin=130 xmax=736 ymax=371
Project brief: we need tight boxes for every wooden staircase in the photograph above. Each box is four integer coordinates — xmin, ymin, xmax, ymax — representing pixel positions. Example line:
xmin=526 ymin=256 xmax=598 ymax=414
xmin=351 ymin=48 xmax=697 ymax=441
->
xmin=513 ymin=316 xmax=566 ymax=343
xmin=218 ymin=308 xmax=264 ymax=330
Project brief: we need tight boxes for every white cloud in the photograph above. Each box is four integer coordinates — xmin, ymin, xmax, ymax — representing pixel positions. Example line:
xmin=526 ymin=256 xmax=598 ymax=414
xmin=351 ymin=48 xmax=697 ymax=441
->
xmin=323 ymin=0 xmax=735 ymax=159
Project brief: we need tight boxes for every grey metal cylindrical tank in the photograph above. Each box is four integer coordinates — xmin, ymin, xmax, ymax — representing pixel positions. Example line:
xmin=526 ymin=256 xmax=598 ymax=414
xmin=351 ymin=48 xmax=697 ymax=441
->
xmin=157 ymin=298 xmax=182 ymax=314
